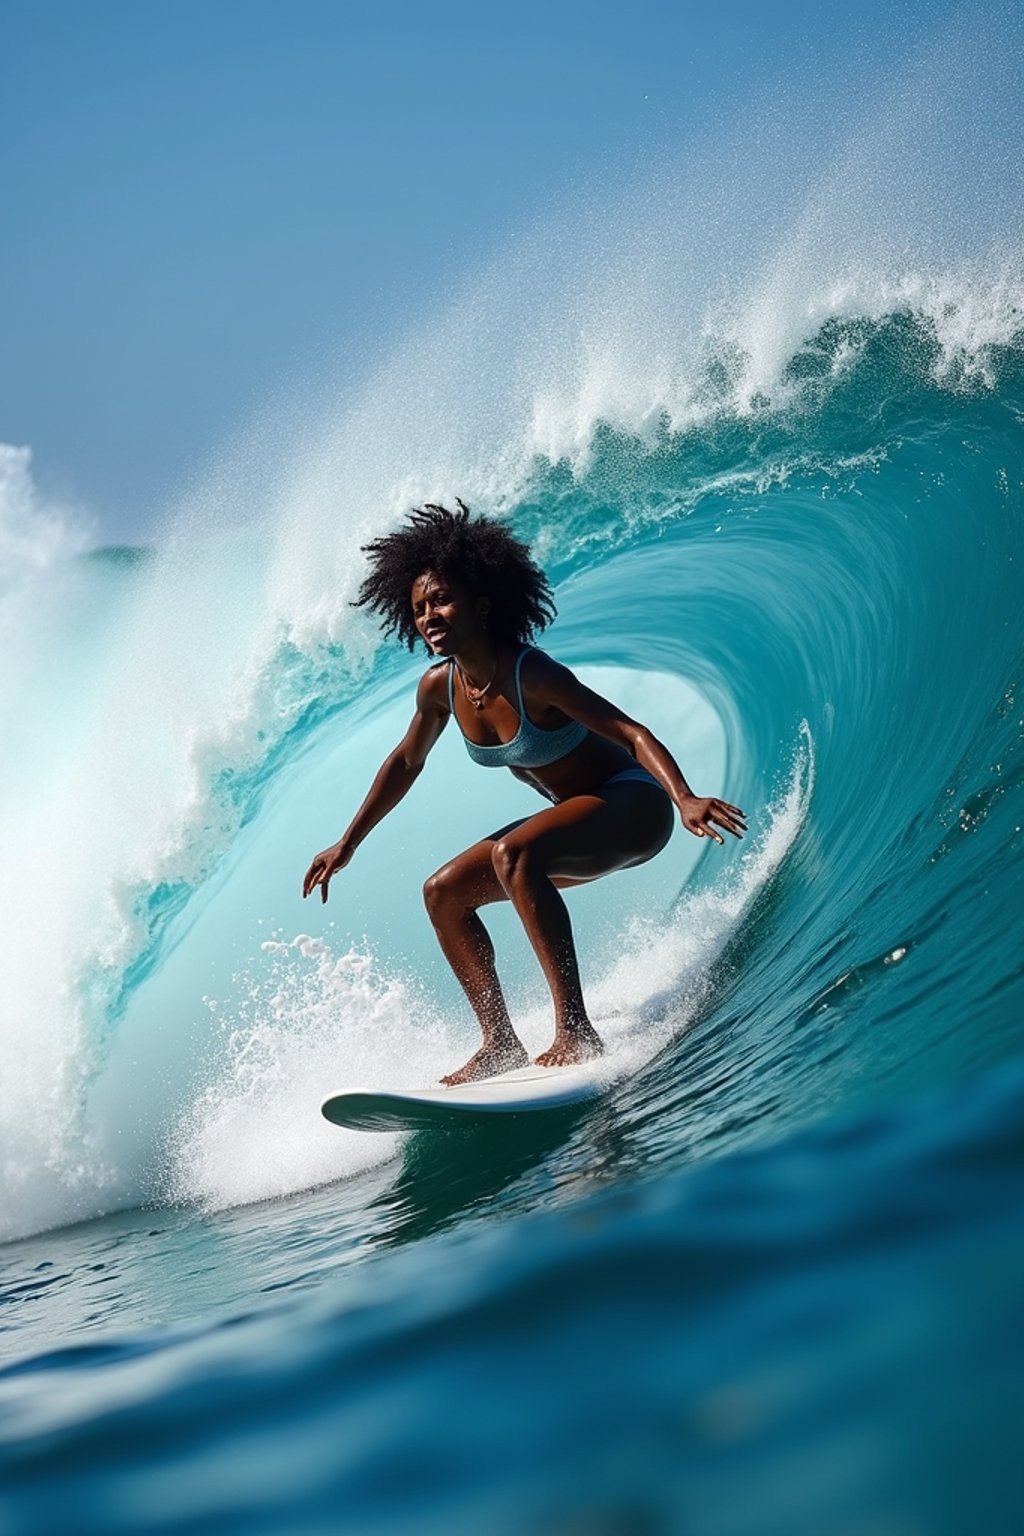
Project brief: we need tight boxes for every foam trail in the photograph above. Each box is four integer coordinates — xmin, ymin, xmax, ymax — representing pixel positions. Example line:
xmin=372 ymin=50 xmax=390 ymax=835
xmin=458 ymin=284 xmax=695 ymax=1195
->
xmin=168 ymin=939 xmax=455 ymax=1211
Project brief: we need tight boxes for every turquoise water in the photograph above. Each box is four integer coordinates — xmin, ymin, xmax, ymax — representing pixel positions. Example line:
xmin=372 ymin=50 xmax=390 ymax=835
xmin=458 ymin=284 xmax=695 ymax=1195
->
xmin=3 ymin=37 xmax=1024 ymax=1530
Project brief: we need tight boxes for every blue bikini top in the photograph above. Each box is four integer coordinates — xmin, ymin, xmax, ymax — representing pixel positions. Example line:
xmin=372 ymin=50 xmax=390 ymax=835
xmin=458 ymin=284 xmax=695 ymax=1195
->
xmin=446 ymin=647 xmax=589 ymax=769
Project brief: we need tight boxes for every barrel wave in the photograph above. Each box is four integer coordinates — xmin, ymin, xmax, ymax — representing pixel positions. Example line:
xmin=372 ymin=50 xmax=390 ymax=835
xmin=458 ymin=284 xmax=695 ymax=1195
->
xmin=2 ymin=19 xmax=1024 ymax=1532
xmin=3 ymin=302 xmax=1022 ymax=1241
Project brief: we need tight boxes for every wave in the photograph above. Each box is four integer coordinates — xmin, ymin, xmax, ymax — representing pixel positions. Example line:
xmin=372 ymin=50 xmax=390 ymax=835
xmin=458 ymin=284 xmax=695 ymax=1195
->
xmin=2 ymin=299 xmax=1021 ymax=1243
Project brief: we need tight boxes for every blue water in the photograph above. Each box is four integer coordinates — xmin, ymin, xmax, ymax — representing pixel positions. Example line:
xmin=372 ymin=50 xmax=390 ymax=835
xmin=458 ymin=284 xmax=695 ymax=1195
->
xmin=3 ymin=27 xmax=1024 ymax=1531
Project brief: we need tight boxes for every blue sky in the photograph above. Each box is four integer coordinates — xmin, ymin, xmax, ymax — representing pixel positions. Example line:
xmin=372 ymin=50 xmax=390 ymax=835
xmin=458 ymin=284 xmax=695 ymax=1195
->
xmin=2 ymin=0 xmax=964 ymax=539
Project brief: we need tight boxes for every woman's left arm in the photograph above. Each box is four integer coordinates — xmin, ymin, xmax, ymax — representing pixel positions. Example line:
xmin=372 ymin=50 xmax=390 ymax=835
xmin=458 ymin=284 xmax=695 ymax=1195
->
xmin=537 ymin=654 xmax=746 ymax=845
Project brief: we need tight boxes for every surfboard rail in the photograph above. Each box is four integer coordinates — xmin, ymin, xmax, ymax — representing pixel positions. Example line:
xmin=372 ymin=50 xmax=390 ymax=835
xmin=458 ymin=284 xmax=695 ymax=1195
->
xmin=321 ymin=1063 xmax=604 ymax=1132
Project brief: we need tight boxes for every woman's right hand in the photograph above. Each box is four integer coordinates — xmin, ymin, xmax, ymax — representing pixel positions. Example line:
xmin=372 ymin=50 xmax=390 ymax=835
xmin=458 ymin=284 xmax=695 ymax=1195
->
xmin=302 ymin=839 xmax=354 ymax=903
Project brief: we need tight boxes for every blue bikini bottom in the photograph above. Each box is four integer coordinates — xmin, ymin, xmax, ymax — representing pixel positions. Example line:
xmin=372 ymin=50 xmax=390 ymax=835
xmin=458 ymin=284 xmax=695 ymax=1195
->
xmin=543 ymin=766 xmax=666 ymax=804
xmin=601 ymin=768 xmax=663 ymax=791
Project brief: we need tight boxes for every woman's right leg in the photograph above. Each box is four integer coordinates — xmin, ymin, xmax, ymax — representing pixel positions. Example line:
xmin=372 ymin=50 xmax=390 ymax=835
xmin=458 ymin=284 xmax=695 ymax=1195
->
xmin=423 ymin=830 xmax=526 ymax=1084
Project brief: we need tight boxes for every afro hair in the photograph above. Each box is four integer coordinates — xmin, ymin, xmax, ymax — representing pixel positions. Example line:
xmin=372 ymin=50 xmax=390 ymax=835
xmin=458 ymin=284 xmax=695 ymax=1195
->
xmin=354 ymin=500 xmax=556 ymax=651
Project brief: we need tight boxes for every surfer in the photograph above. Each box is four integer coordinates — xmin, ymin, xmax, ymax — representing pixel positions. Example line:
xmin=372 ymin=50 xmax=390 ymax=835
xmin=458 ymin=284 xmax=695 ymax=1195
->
xmin=303 ymin=501 xmax=746 ymax=1085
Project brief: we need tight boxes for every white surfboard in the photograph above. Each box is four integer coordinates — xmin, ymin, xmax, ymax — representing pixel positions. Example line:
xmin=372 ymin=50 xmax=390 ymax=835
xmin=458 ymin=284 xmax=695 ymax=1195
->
xmin=321 ymin=1062 xmax=605 ymax=1132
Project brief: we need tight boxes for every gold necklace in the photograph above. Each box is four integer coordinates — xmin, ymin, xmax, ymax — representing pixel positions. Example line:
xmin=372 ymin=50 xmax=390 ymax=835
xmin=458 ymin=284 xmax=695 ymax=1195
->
xmin=456 ymin=658 xmax=498 ymax=710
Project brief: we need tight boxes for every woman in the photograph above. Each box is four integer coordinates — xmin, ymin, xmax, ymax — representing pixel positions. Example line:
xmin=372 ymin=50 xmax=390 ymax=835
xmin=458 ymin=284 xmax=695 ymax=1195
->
xmin=303 ymin=501 xmax=746 ymax=1085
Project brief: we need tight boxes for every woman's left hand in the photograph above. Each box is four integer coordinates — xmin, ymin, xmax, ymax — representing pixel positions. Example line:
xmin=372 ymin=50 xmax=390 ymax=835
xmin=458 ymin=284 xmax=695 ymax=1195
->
xmin=679 ymin=795 xmax=747 ymax=845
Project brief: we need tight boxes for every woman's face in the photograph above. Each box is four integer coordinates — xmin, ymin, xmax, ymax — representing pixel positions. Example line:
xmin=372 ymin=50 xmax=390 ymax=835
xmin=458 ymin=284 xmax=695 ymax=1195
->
xmin=410 ymin=570 xmax=489 ymax=655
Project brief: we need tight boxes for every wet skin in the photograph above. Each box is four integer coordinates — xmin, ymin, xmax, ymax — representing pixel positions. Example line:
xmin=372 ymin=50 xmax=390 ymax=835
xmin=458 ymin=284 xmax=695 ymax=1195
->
xmin=303 ymin=570 xmax=746 ymax=1084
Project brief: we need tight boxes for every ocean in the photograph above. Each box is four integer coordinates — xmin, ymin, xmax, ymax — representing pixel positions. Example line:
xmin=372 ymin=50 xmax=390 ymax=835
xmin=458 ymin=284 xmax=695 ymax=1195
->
xmin=2 ymin=24 xmax=1023 ymax=1531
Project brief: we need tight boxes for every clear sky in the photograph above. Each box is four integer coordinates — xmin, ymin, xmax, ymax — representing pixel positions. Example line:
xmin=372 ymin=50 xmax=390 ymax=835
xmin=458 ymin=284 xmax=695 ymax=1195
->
xmin=3 ymin=0 xmax=965 ymax=540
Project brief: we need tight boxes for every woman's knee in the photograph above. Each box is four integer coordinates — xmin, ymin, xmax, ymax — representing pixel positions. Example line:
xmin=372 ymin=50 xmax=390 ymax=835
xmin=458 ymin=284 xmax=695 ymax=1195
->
xmin=491 ymin=836 xmax=539 ymax=892
xmin=424 ymin=855 xmax=494 ymax=921
xmin=423 ymin=865 xmax=457 ymax=922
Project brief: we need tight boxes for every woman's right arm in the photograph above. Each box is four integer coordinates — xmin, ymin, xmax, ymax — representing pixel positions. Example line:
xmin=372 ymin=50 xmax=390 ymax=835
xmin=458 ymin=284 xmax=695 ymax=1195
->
xmin=302 ymin=667 xmax=449 ymax=903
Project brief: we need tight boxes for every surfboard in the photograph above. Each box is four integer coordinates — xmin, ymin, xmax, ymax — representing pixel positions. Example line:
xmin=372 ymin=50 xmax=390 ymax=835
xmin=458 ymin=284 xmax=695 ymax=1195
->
xmin=321 ymin=1062 xmax=605 ymax=1132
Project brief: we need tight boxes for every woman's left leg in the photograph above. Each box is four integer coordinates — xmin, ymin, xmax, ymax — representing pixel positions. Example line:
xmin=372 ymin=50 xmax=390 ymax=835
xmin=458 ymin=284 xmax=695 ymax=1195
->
xmin=490 ymin=782 xmax=673 ymax=1065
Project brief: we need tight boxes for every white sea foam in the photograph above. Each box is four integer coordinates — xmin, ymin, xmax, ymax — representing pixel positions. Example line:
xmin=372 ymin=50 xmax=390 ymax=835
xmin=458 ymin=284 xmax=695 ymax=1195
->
xmin=0 ymin=444 xmax=89 ymax=590
xmin=167 ymin=938 xmax=452 ymax=1212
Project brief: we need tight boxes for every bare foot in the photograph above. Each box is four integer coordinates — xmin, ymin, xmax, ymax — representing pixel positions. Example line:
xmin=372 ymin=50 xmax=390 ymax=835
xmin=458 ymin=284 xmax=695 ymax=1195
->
xmin=534 ymin=1021 xmax=604 ymax=1069
xmin=440 ymin=1039 xmax=529 ymax=1086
